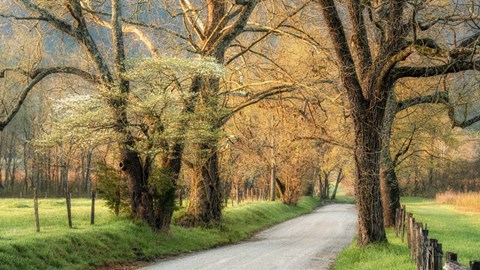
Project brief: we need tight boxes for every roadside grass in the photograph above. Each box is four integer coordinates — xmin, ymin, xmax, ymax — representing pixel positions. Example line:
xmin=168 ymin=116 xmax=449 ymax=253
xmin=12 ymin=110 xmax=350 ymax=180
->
xmin=333 ymin=197 xmax=480 ymax=270
xmin=0 ymin=196 xmax=320 ymax=270
xmin=332 ymin=193 xmax=356 ymax=204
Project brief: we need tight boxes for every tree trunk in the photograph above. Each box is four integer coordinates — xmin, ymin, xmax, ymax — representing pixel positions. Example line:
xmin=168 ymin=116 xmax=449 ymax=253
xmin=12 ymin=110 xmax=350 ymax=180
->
xmin=23 ymin=142 xmax=28 ymax=193
xmin=186 ymin=74 xmax=223 ymax=226
xmin=380 ymin=166 xmax=400 ymax=227
xmin=380 ymin=91 xmax=401 ymax=227
xmin=8 ymin=134 xmax=16 ymax=189
xmin=4 ymin=133 xmax=14 ymax=189
xmin=11 ymin=157 xmax=16 ymax=189
xmin=323 ymin=171 xmax=330 ymax=199
xmin=183 ymin=0 xmax=258 ymax=225
xmin=331 ymin=168 xmax=343 ymax=200
xmin=152 ymin=145 xmax=184 ymax=232
xmin=318 ymin=170 xmax=323 ymax=198
xmin=270 ymin=162 xmax=276 ymax=201
xmin=84 ymin=148 xmax=92 ymax=193
xmin=353 ymin=107 xmax=387 ymax=245
xmin=119 ymin=147 xmax=154 ymax=226
xmin=188 ymin=145 xmax=222 ymax=226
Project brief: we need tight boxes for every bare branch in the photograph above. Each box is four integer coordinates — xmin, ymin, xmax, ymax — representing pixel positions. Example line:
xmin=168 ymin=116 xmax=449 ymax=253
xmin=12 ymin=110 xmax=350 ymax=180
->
xmin=208 ymin=0 xmax=259 ymax=56
xmin=451 ymin=112 xmax=480 ymax=128
xmin=179 ymin=0 xmax=206 ymax=40
xmin=418 ymin=15 xmax=480 ymax=31
xmin=226 ymin=0 xmax=313 ymax=65
xmin=1 ymin=67 xmax=99 ymax=83
xmin=392 ymin=59 xmax=480 ymax=79
xmin=346 ymin=0 xmax=372 ymax=79
xmin=16 ymin=0 xmax=76 ymax=35
xmin=0 ymin=67 xmax=97 ymax=131
xmin=396 ymin=91 xmax=449 ymax=112
xmin=317 ymin=0 xmax=365 ymax=106
xmin=243 ymin=23 xmax=321 ymax=48
xmin=81 ymin=7 xmax=198 ymax=52
xmin=392 ymin=125 xmax=416 ymax=167
xmin=221 ymin=84 xmax=296 ymax=124
xmin=292 ymin=136 xmax=354 ymax=150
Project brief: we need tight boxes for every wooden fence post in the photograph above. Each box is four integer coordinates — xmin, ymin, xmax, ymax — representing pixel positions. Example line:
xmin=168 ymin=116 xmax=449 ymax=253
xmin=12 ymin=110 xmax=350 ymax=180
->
xmin=435 ymin=243 xmax=443 ymax=270
xmin=412 ymin=222 xmax=418 ymax=260
xmin=445 ymin=252 xmax=461 ymax=270
xmin=401 ymin=205 xmax=406 ymax=243
xmin=34 ymin=188 xmax=40 ymax=232
xmin=404 ymin=214 xmax=478 ymax=270
xmin=395 ymin=208 xmax=400 ymax=237
xmin=428 ymin=239 xmax=437 ymax=270
xmin=410 ymin=216 xmax=416 ymax=259
xmin=91 ymin=190 xmax=96 ymax=225
xmin=65 ymin=188 xmax=72 ymax=228
xmin=446 ymin=252 xmax=457 ymax=263
xmin=407 ymin=213 xmax=413 ymax=249
xmin=471 ymin=261 xmax=480 ymax=270
xmin=415 ymin=222 xmax=424 ymax=269
xmin=422 ymin=228 xmax=429 ymax=270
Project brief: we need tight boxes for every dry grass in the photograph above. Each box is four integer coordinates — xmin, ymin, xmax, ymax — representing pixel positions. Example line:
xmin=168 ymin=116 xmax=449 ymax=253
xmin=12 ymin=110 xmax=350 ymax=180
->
xmin=436 ymin=191 xmax=480 ymax=212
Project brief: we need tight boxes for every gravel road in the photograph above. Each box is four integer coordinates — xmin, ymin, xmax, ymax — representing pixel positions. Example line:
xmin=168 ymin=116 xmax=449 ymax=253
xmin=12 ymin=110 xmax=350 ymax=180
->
xmin=142 ymin=203 xmax=357 ymax=270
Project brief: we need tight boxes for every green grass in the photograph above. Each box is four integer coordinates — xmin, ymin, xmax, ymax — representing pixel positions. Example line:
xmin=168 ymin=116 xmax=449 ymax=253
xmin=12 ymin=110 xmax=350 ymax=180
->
xmin=0 ymin=196 xmax=321 ymax=270
xmin=333 ymin=197 xmax=480 ymax=270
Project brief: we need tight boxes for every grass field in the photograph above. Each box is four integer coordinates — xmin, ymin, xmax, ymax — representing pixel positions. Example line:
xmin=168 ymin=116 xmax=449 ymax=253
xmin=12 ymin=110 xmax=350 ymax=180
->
xmin=0 ymin=196 xmax=321 ymax=270
xmin=436 ymin=191 xmax=480 ymax=212
xmin=333 ymin=197 xmax=480 ymax=270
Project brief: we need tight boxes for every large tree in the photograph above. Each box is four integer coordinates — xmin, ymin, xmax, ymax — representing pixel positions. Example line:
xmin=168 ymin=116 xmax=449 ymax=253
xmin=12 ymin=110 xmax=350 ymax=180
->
xmin=169 ymin=0 xmax=317 ymax=225
xmin=0 ymin=0 xmax=202 ymax=232
xmin=316 ymin=0 xmax=480 ymax=244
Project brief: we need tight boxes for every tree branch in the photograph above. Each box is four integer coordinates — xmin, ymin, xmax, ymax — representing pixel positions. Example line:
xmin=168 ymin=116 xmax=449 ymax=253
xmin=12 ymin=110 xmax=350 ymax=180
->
xmin=396 ymin=91 xmax=449 ymax=112
xmin=346 ymin=0 xmax=372 ymax=79
xmin=317 ymin=0 xmax=365 ymax=107
xmin=225 ymin=1 xmax=312 ymax=64
xmin=418 ymin=15 xmax=480 ymax=31
xmin=451 ymin=112 xmax=480 ymax=128
xmin=243 ymin=23 xmax=322 ymax=48
xmin=220 ymin=84 xmax=296 ymax=124
xmin=392 ymin=59 xmax=480 ymax=80
xmin=17 ymin=0 xmax=76 ymax=35
xmin=0 ymin=67 xmax=97 ymax=131
xmin=179 ymin=0 xmax=206 ymax=40
xmin=392 ymin=125 xmax=416 ymax=167
xmin=16 ymin=0 xmax=113 ymax=83
xmin=292 ymin=136 xmax=354 ymax=150
xmin=209 ymin=0 xmax=259 ymax=56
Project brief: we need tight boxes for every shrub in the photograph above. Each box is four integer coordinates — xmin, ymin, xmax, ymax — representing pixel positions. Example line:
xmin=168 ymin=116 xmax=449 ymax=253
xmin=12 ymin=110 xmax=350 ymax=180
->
xmin=96 ymin=163 xmax=130 ymax=216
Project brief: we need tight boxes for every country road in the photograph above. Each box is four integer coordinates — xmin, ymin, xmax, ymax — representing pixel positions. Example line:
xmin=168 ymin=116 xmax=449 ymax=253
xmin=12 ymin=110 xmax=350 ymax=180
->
xmin=142 ymin=203 xmax=357 ymax=270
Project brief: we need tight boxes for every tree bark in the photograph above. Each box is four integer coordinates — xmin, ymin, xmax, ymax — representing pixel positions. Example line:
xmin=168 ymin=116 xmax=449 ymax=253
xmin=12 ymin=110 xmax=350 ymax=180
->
xmin=331 ymin=168 xmax=343 ymax=200
xmin=153 ymin=143 xmax=184 ymax=232
xmin=354 ymin=108 xmax=387 ymax=245
xmin=380 ymin=166 xmax=400 ymax=227
xmin=270 ymin=162 xmax=276 ymax=201
xmin=380 ymin=92 xmax=401 ymax=227
xmin=188 ymin=144 xmax=222 ymax=226
xmin=316 ymin=0 xmax=407 ymax=245
xmin=184 ymin=0 xmax=258 ymax=226
xmin=323 ymin=170 xmax=330 ymax=199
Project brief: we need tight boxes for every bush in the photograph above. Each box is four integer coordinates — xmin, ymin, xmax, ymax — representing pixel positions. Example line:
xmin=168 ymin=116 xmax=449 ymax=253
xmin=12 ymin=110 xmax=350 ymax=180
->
xmin=96 ymin=163 xmax=130 ymax=216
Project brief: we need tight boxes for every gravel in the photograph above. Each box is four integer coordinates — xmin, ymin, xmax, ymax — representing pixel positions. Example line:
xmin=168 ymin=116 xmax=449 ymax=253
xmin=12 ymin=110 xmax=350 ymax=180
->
xmin=142 ymin=203 xmax=357 ymax=270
